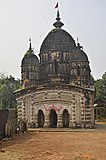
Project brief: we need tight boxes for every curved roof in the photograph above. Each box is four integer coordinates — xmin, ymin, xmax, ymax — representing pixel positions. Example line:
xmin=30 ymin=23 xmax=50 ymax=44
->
xmin=21 ymin=39 xmax=39 ymax=66
xmin=71 ymin=46 xmax=89 ymax=62
xmin=40 ymin=28 xmax=76 ymax=54
xmin=21 ymin=49 xmax=39 ymax=66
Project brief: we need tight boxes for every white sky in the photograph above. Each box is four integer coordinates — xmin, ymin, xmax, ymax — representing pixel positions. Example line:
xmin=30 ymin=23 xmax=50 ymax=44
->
xmin=0 ymin=0 xmax=106 ymax=80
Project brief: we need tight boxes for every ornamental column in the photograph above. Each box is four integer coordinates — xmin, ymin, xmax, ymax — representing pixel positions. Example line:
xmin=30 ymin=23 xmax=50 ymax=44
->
xmin=35 ymin=114 xmax=38 ymax=128
xmin=44 ymin=114 xmax=50 ymax=127
xmin=69 ymin=114 xmax=73 ymax=128
xmin=57 ymin=114 xmax=62 ymax=128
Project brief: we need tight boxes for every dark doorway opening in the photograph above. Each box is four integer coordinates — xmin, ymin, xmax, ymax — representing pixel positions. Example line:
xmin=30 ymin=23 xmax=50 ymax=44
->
xmin=62 ymin=109 xmax=69 ymax=128
xmin=49 ymin=109 xmax=57 ymax=128
xmin=53 ymin=59 xmax=58 ymax=74
xmin=38 ymin=110 xmax=44 ymax=127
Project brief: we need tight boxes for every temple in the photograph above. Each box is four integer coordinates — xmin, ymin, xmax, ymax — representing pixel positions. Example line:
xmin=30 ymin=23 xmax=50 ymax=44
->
xmin=16 ymin=10 xmax=95 ymax=128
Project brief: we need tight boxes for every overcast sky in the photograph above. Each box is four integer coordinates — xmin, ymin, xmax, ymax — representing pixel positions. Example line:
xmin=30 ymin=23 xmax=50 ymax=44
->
xmin=0 ymin=0 xmax=106 ymax=80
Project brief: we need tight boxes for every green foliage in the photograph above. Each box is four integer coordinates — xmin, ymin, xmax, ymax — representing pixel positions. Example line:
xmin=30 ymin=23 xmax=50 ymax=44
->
xmin=24 ymin=49 xmax=33 ymax=57
xmin=95 ymin=72 xmax=106 ymax=104
xmin=0 ymin=73 xmax=20 ymax=109
xmin=95 ymin=72 xmax=106 ymax=118
xmin=50 ymin=28 xmax=59 ymax=33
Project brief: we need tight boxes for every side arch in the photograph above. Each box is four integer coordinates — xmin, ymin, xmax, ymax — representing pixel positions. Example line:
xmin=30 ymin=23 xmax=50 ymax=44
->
xmin=62 ymin=109 xmax=69 ymax=128
xmin=37 ymin=110 xmax=45 ymax=127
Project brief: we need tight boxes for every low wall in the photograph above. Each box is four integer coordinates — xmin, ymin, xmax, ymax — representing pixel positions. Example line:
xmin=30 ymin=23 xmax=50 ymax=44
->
xmin=0 ymin=109 xmax=17 ymax=139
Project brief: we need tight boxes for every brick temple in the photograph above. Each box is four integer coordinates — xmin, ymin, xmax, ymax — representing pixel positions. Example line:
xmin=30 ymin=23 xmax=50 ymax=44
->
xmin=16 ymin=10 xmax=95 ymax=128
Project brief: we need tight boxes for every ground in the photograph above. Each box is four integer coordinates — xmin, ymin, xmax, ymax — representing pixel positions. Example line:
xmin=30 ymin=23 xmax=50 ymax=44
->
xmin=0 ymin=123 xmax=106 ymax=160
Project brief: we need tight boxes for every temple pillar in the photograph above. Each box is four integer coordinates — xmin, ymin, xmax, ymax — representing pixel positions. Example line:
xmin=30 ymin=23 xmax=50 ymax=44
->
xmin=69 ymin=114 xmax=73 ymax=128
xmin=57 ymin=114 xmax=62 ymax=128
xmin=44 ymin=114 xmax=50 ymax=127
xmin=35 ymin=114 xmax=38 ymax=128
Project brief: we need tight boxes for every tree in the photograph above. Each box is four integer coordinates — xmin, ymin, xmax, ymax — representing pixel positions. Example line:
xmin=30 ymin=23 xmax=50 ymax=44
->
xmin=0 ymin=74 xmax=20 ymax=109
xmin=95 ymin=72 xmax=106 ymax=118
xmin=95 ymin=72 xmax=106 ymax=104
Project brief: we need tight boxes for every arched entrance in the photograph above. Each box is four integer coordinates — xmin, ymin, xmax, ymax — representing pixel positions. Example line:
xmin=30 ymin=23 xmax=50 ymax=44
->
xmin=37 ymin=110 xmax=44 ymax=127
xmin=49 ymin=109 xmax=57 ymax=128
xmin=62 ymin=109 xmax=69 ymax=128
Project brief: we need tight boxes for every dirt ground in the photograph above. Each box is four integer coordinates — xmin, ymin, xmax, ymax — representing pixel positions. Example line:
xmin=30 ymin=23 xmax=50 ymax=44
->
xmin=0 ymin=124 xmax=106 ymax=160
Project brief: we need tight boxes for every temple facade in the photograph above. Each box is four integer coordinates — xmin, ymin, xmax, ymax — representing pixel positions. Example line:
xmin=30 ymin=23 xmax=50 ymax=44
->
xmin=16 ymin=11 xmax=95 ymax=128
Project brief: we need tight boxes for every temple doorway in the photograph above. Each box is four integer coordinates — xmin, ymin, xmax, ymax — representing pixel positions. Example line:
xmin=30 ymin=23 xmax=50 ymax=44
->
xmin=37 ymin=110 xmax=44 ymax=127
xmin=49 ymin=109 xmax=57 ymax=128
xmin=62 ymin=109 xmax=69 ymax=128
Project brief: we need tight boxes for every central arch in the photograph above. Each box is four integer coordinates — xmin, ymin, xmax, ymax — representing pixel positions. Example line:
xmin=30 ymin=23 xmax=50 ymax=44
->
xmin=62 ymin=109 xmax=69 ymax=128
xmin=49 ymin=109 xmax=57 ymax=128
xmin=37 ymin=110 xmax=44 ymax=127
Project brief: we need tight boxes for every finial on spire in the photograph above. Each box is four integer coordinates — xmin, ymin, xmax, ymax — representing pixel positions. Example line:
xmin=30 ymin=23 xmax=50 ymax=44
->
xmin=53 ymin=2 xmax=64 ymax=28
xmin=77 ymin=37 xmax=83 ymax=49
xmin=77 ymin=37 xmax=78 ymax=44
xmin=56 ymin=10 xmax=60 ymax=21
xmin=29 ymin=38 xmax=32 ymax=50
xmin=55 ymin=2 xmax=60 ymax=21
xmin=77 ymin=37 xmax=80 ymax=46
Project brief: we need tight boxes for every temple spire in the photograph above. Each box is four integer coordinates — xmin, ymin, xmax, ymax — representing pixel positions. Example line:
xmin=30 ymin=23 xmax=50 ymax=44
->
xmin=29 ymin=38 xmax=32 ymax=50
xmin=56 ymin=10 xmax=60 ymax=21
xmin=53 ymin=3 xmax=64 ymax=28
xmin=77 ymin=37 xmax=79 ymax=45
xmin=77 ymin=37 xmax=83 ymax=50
